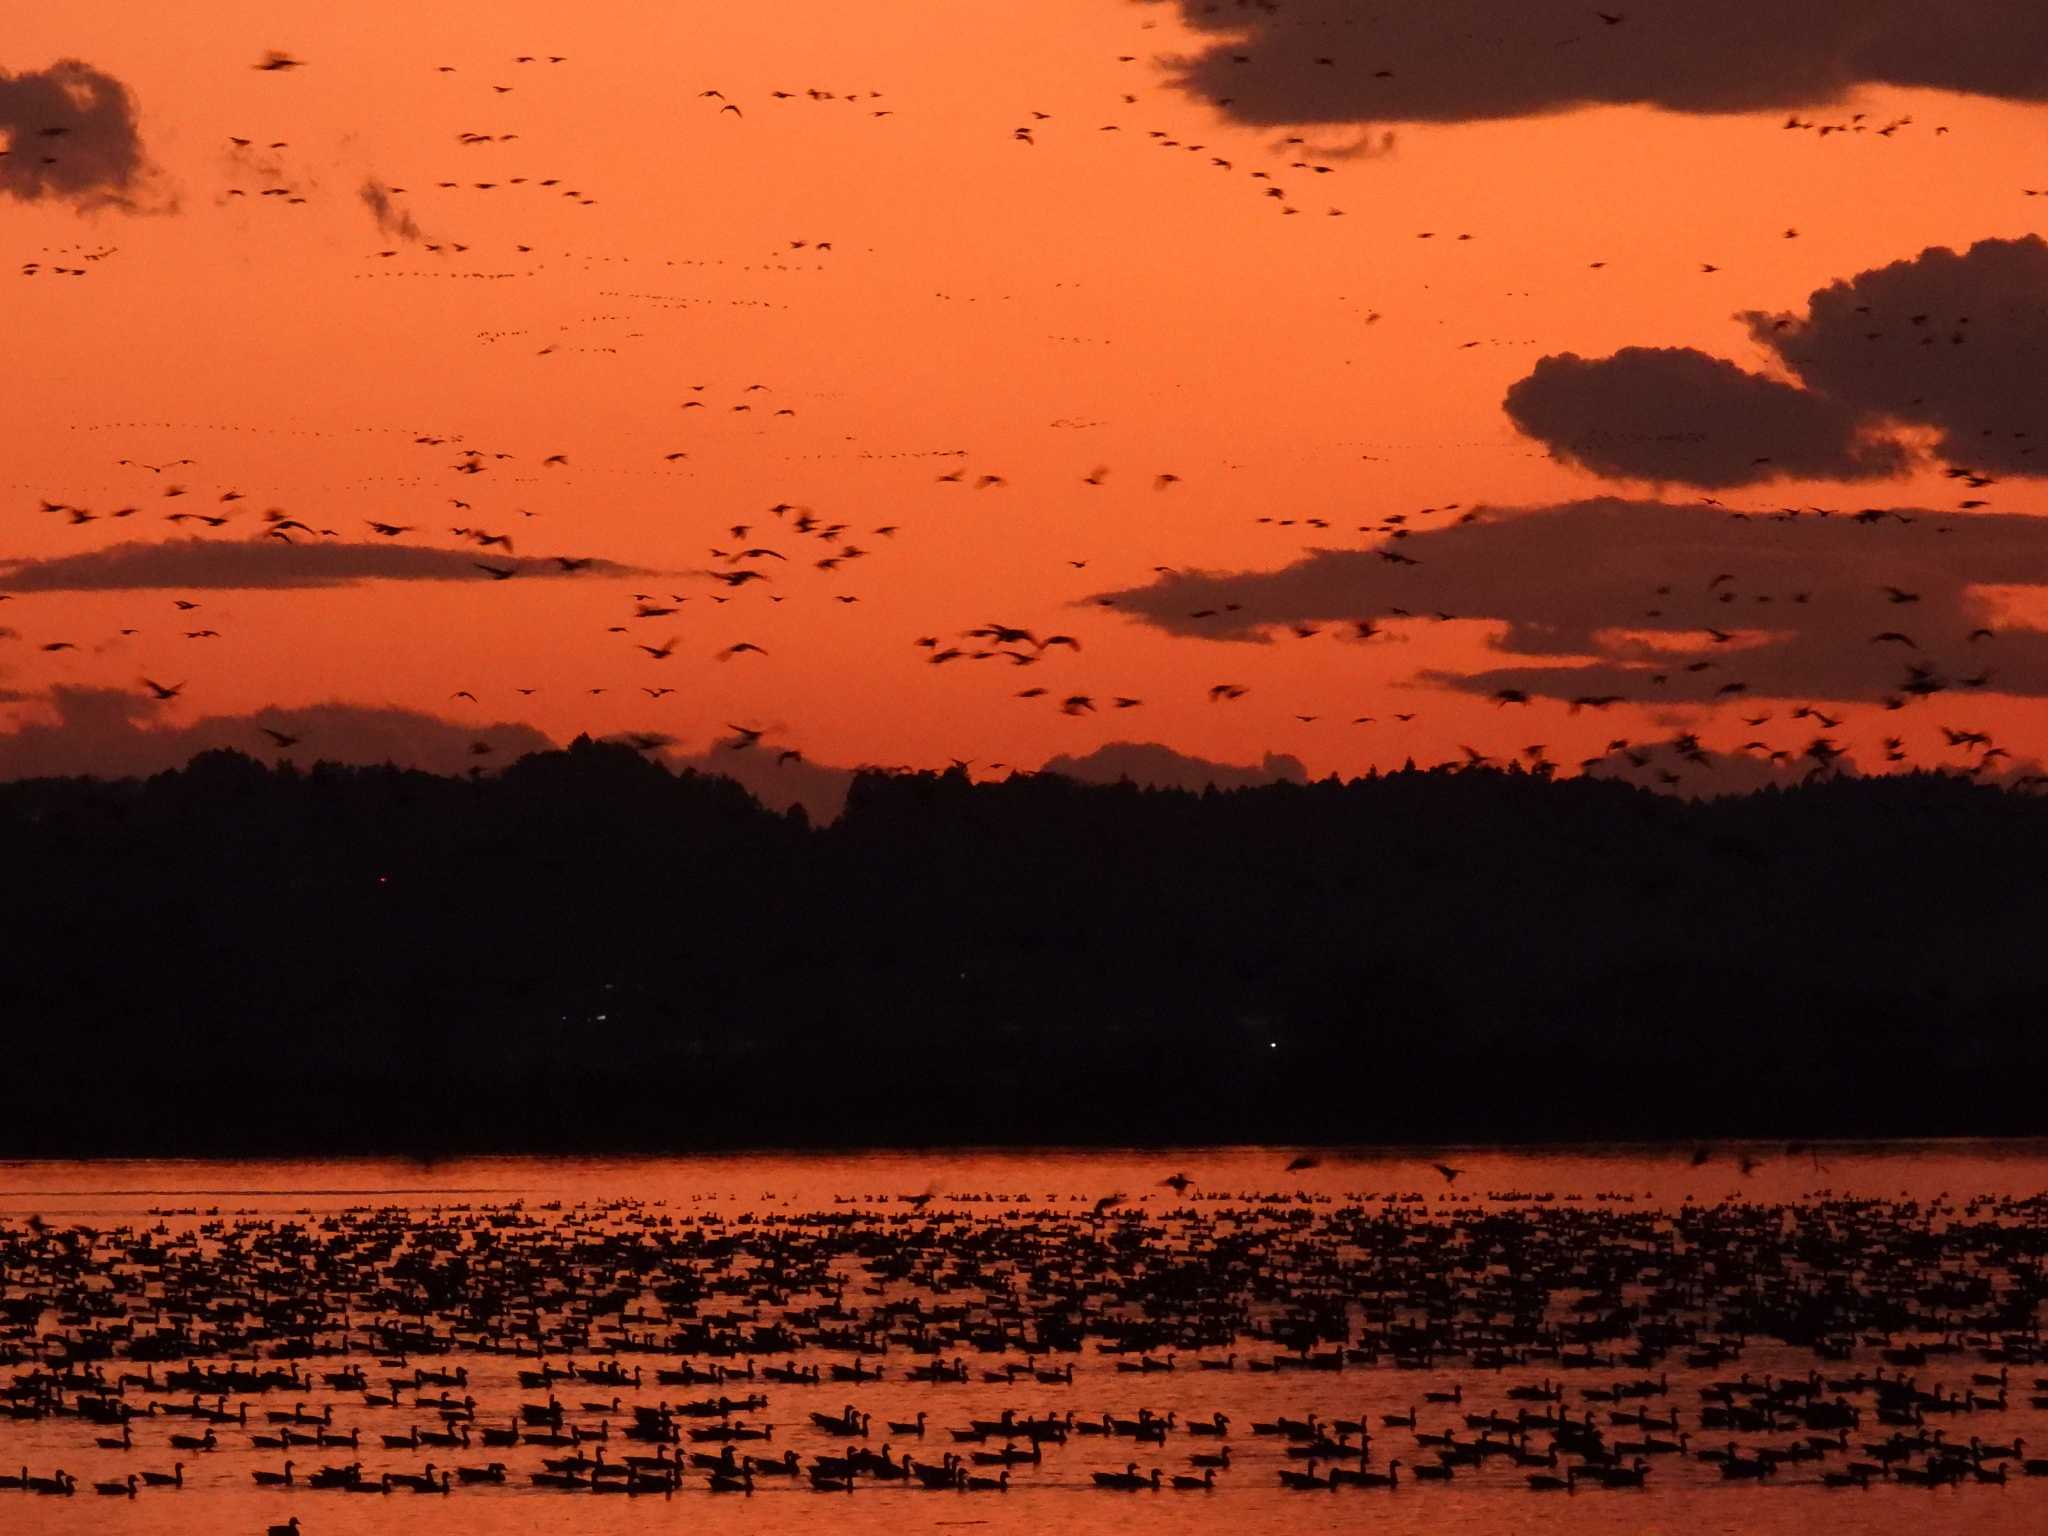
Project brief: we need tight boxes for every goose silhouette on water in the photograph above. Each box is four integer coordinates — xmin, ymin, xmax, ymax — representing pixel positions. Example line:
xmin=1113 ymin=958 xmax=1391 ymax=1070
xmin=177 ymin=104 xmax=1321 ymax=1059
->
xmin=1091 ymin=1461 xmax=1159 ymax=1490
xmin=910 ymin=1453 xmax=964 ymax=1489
xmin=1277 ymin=1459 xmax=1330 ymax=1490
xmin=1333 ymin=1459 xmax=1401 ymax=1488
xmin=810 ymin=1404 xmax=869 ymax=1436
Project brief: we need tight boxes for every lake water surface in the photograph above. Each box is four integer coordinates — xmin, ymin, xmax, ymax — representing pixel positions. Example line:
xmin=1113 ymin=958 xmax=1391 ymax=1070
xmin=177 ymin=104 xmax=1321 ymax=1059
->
xmin=3 ymin=1142 xmax=2045 ymax=1536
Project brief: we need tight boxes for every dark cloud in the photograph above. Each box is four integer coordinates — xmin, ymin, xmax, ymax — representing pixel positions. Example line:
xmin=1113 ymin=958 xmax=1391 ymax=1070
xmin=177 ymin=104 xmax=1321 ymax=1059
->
xmin=359 ymin=177 xmax=421 ymax=243
xmin=0 ymin=538 xmax=650 ymax=592
xmin=0 ymin=693 xmax=1317 ymax=824
xmin=0 ymin=693 xmax=853 ymax=817
xmin=630 ymin=741 xmax=857 ymax=825
xmin=1576 ymin=739 xmax=1853 ymax=796
xmin=1040 ymin=740 xmax=1308 ymax=792
xmin=1152 ymin=2 xmax=2048 ymax=126
xmin=1507 ymin=238 xmax=2048 ymax=486
xmin=1572 ymin=737 xmax=2047 ymax=797
xmin=0 ymin=60 xmax=152 ymax=208
xmin=1503 ymin=347 xmax=1907 ymax=487
xmin=643 ymin=740 xmax=1309 ymax=823
xmin=1094 ymin=498 xmax=2048 ymax=704
xmin=0 ymin=687 xmax=553 ymax=780
xmin=1746 ymin=236 xmax=2048 ymax=476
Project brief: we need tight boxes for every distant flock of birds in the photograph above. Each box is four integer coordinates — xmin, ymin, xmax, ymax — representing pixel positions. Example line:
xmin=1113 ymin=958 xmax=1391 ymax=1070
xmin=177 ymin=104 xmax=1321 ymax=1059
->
xmin=15 ymin=441 xmax=2040 ymax=789
xmin=5 ymin=31 xmax=2038 ymax=790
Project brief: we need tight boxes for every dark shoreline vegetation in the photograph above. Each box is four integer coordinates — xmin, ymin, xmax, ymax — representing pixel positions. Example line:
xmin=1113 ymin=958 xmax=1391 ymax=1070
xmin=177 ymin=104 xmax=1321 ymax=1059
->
xmin=7 ymin=738 xmax=2048 ymax=1158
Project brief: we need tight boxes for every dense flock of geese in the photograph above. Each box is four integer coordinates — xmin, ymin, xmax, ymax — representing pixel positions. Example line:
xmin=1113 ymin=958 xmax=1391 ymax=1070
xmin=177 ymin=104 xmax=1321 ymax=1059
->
xmin=5 ymin=1177 xmax=2048 ymax=1526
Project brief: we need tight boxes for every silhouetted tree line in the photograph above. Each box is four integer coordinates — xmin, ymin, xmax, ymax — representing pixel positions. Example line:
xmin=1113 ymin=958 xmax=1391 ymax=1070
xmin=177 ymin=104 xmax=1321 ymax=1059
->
xmin=4 ymin=738 xmax=2044 ymax=1156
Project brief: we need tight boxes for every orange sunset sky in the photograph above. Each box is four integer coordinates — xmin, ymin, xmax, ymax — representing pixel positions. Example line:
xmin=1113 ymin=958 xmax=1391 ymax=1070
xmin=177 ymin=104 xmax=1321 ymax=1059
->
xmin=6 ymin=2 xmax=2048 ymax=803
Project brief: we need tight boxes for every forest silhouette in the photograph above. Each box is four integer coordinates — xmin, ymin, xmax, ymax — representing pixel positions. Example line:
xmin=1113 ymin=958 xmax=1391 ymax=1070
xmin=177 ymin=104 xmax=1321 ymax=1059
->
xmin=6 ymin=737 xmax=2043 ymax=1156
